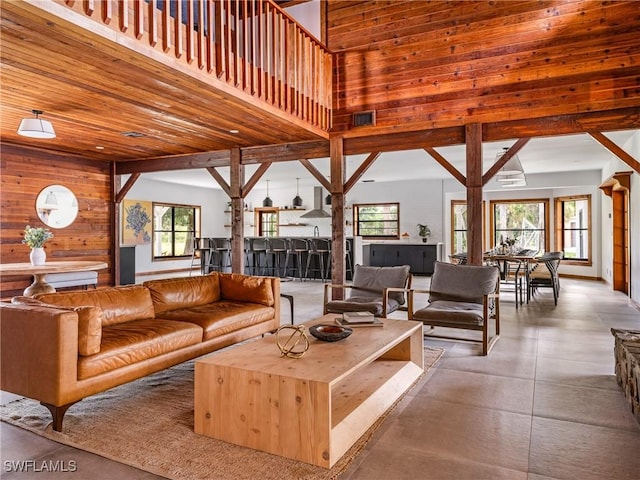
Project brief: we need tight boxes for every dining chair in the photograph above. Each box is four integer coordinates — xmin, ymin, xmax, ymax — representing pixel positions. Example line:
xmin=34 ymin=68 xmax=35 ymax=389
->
xmin=528 ymin=252 xmax=563 ymax=305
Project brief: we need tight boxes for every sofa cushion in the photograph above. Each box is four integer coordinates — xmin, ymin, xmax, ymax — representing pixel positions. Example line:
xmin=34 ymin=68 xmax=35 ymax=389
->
xmin=219 ymin=273 xmax=275 ymax=307
xmin=144 ymin=274 xmax=221 ymax=314
xmin=11 ymin=296 xmax=103 ymax=356
xmin=36 ymin=285 xmax=155 ymax=327
xmin=77 ymin=318 xmax=203 ymax=380
xmin=157 ymin=301 xmax=276 ymax=341
xmin=350 ymin=265 xmax=410 ymax=304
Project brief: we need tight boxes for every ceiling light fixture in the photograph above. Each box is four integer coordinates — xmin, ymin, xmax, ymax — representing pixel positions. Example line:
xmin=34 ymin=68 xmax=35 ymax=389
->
xmin=292 ymin=178 xmax=303 ymax=207
xmin=17 ymin=110 xmax=56 ymax=139
xmin=495 ymin=147 xmax=524 ymax=176
xmin=263 ymin=180 xmax=273 ymax=207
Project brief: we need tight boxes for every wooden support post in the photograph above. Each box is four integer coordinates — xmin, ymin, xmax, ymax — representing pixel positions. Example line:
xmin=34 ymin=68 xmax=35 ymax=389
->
xmin=229 ymin=148 xmax=244 ymax=274
xmin=330 ymin=137 xmax=345 ymax=290
xmin=466 ymin=124 xmax=484 ymax=266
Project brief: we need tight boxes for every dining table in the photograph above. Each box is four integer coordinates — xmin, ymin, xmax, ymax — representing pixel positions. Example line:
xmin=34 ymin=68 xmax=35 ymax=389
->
xmin=483 ymin=253 xmax=538 ymax=306
xmin=0 ymin=261 xmax=108 ymax=297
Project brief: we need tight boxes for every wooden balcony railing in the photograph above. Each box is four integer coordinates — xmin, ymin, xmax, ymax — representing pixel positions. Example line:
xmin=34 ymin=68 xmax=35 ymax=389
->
xmin=61 ymin=0 xmax=332 ymax=130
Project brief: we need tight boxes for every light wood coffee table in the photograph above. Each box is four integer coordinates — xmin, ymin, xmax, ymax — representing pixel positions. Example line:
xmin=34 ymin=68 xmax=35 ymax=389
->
xmin=194 ymin=315 xmax=423 ymax=468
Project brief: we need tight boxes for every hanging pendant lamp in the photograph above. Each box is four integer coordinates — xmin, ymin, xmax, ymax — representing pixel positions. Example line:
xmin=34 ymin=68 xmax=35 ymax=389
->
xmin=263 ymin=180 xmax=273 ymax=207
xmin=17 ymin=110 xmax=56 ymax=139
xmin=495 ymin=147 xmax=524 ymax=176
xmin=292 ymin=178 xmax=303 ymax=207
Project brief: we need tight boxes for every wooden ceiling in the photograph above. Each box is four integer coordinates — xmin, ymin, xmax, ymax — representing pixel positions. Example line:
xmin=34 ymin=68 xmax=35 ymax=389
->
xmin=0 ymin=1 xmax=325 ymax=163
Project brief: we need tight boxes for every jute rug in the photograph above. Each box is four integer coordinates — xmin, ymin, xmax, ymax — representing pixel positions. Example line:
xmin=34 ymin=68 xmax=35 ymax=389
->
xmin=1 ymin=347 xmax=444 ymax=480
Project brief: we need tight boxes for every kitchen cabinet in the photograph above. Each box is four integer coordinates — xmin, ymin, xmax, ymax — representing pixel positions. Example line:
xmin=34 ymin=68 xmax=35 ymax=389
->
xmin=364 ymin=243 xmax=442 ymax=275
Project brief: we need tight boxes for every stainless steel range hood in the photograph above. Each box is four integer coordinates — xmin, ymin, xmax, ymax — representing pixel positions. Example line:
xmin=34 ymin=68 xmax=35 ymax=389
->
xmin=300 ymin=187 xmax=331 ymax=218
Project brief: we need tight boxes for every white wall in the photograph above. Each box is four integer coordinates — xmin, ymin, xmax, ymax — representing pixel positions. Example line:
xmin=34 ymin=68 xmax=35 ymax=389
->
xmin=600 ymin=131 xmax=640 ymax=302
xmin=123 ymin=177 xmax=225 ymax=275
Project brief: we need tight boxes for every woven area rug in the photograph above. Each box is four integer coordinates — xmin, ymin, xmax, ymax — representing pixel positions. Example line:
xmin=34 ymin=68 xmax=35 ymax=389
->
xmin=1 ymin=347 xmax=444 ymax=480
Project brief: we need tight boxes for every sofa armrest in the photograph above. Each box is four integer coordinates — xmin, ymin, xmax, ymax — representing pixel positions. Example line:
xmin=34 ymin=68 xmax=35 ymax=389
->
xmin=0 ymin=303 xmax=79 ymax=406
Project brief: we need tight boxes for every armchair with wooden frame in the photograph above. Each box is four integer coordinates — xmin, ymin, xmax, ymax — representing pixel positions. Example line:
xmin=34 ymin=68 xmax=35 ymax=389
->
xmin=409 ymin=261 xmax=501 ymax=355
xmin=323 ymin=264 xmax=412 ymax=318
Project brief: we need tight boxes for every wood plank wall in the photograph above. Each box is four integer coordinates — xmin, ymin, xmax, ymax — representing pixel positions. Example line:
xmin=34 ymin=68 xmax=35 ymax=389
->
xmin=327 ymin=1 xmax=640 ymax=136
xmin=0 ymin=144 xmax=112 ymax=299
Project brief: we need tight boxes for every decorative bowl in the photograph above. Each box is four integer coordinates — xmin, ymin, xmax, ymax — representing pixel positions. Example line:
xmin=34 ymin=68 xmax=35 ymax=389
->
xmin=309 ymin=324 xmax=353 ymax=342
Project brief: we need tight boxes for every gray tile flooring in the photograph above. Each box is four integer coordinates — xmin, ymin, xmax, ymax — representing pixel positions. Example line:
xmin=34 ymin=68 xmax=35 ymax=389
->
xmin=2 ymin=276 xmax=640 ymax=479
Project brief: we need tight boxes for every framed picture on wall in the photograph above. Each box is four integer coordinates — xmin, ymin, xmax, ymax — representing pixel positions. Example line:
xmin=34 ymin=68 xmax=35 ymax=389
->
xmin=122 ymin=200 xmax=152 ymax=245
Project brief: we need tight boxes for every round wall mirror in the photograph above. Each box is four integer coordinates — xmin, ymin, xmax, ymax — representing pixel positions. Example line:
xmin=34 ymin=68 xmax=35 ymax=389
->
xmin=36 ymin=185 xmax=79 ymax=229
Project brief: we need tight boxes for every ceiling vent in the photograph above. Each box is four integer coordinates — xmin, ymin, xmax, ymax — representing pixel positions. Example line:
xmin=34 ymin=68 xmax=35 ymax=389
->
xmin=352 ymin=110 xmax=376 ymax=127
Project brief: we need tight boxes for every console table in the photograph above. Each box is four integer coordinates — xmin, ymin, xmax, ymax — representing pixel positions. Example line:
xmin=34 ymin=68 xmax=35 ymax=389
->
xmin=0 ymin=261 xmax=108 ymax=297
xmin=612 ymin=328 xmax=640 ymax=425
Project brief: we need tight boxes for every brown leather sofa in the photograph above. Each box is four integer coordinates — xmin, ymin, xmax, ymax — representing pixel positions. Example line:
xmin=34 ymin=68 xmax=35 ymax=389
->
xmin=0 ymin=273 xmax=280 ymax=431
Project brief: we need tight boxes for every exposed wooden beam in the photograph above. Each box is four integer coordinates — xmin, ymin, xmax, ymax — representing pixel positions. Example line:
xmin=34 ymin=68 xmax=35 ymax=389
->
xmin=344 ymin=152 xmax=380 ymax=194
xmin=229 ymin=147 xmax=244 ymax=274
xmin=482 ymin=137 xmax=531 ymax=185
xmin=466 ymin=124 xmax=484 ymax=266
xmin=241 ymin=140 xmax=329 ymax=164
xmin=115 ymin=172 xmax=140 ymax=204
xmin=206 ymin=167 xmax=230 ymax=196
xmin=116 ymin=151 xmax=230 ymax=174
xmin=299 ymin=158 xmax=332 ymax=191
xmin=423 ymin=147 xmax=466 ymax=186
xmin=242 ymin=163 xmax=271 ymax=197
xmin=344 ymin=127 xmax=465 ymax=155
xmin=330 ymin=137 xmax=345 ymax=287
xmin=589 ymin=132 xmax=640 ymax=174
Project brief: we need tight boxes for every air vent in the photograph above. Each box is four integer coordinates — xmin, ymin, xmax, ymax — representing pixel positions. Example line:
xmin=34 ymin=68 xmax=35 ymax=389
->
xmin=352 ymin=110 xmax=376 ymax=127
xmin=121 ymin=131 xmax=145 ymax=138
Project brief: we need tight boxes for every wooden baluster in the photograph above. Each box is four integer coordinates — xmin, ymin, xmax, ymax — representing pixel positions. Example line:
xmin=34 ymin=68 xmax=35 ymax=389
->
xmin=149 ymin=0 xmax=157 ymax=47
xmin=225 ymin=0 xmax=232 ymax=83
xmin=134 ymin=0 xmax=143 ymax=40
xmin=196 ymin=0 xmax=204 ymax=69
xmin=85 ymin=0 xmax=95 ymax=16
xmin=162 ymin=0 xmax=171 ymax=52
xmin=242 ymin=0 xmax=249 ymax=92
xmin=175 ymin=0 xmax=183 ymax=58
xmin=102 ymin=0 xmax=111 ymax=24
xmin=186 ymin=0 xmax=194 ymax=63
xmin=213 ymin=0 xmax=223 ymax=77
xmin=119 ymin=0 xmax=128 ymax=33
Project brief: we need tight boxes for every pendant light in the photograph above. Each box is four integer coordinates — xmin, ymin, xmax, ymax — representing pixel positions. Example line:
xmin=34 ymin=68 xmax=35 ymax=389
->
xmin=263 ymin=180 xmax=273 ymax=207
xmin=292 ymin=178 xmax=303 ymax=207
xmin=495 ymin=147 xmax=524 ymax=176
xmin=17 ymin=110 xmax=56 ymax=139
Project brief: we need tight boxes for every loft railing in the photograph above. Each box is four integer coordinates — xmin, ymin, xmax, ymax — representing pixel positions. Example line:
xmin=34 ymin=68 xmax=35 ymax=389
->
xmin=61 ymin=0 xmax=332 ymax=130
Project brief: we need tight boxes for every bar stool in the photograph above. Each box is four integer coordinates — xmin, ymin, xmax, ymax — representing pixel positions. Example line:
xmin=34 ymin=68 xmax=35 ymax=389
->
xmin=250 ymin=237 xmax=269 ymax=275
xmin=284 ymin=238 xmax=309 ymax=280
xmin=264 ymin=238 xmax=287 ymax=277
xmin=305 ymin=238 xmax=331 ymax=281
xmin=213 ymin=238 xmax=231 ymax=272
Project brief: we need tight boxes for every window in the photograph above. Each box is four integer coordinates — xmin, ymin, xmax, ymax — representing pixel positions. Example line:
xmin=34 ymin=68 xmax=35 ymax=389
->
xmin=555 ymin=195 xmax=591 ymax=264
xmin=353 ymin=203 xmax=400 ymax=240
xmin=490 ymin=199 xmax=549 ymax=252
xmin=451 ymin=201 xmax=468 ymax=255
xmin=152 ymin=203 xmax=200 ymax=259
xmin=450 ymin=200 xmax=486 ymax=255
xmin=255 ymin=208 xmax=279 ymax=237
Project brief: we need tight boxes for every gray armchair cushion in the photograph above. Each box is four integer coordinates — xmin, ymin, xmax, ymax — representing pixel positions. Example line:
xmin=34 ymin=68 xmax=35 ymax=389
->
xmin=325 ymin=296 xmax=401 ymax=317
xmin=350 ymin=264 xmax=410 ymax=304
xmin=413 ymin=300 xmax=485 ymax=326
xmin=428 ymin=262 xmax=499 ymax=305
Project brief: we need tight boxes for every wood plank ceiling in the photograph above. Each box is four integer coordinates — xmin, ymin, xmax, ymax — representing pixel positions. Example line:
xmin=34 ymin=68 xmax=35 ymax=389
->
xmin=0 ymin=1 xmax=325 ymax=162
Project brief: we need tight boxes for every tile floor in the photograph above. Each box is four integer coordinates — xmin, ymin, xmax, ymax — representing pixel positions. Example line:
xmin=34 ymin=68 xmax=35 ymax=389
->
xmin=2 ymin=275 xmax=640 ymax=479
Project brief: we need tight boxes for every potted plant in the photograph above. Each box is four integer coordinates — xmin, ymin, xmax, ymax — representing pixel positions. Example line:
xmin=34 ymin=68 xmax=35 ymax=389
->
xmin=417 ymin=223 xmax=431 ymax=243
xmin=22 ymin=225 xmax=54 ymax=266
